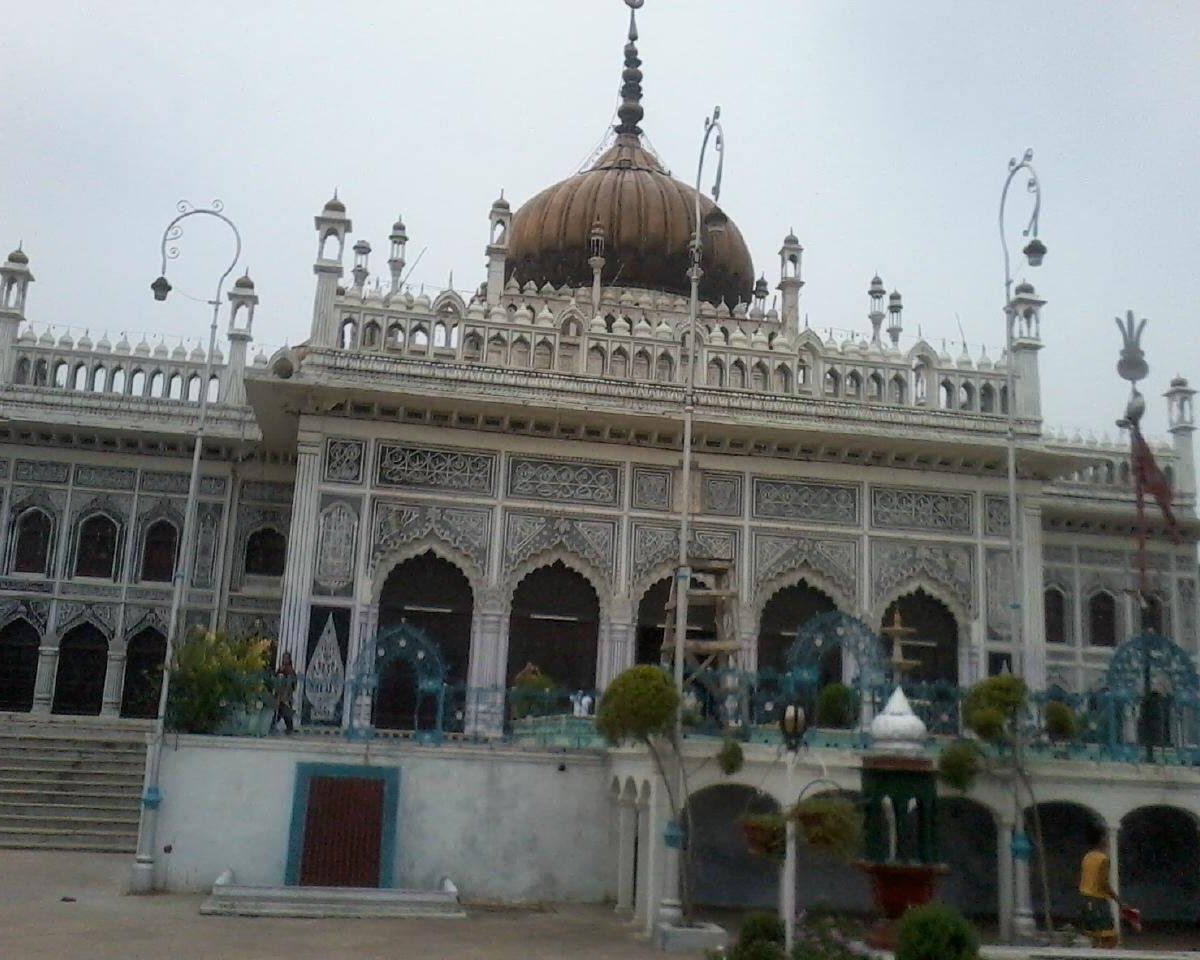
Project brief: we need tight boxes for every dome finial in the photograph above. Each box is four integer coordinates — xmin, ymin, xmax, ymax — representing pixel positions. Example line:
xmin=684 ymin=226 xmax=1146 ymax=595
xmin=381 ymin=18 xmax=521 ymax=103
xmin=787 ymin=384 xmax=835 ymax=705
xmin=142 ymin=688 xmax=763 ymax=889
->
xmin=615 ymin=0 xmax=646 ymax=137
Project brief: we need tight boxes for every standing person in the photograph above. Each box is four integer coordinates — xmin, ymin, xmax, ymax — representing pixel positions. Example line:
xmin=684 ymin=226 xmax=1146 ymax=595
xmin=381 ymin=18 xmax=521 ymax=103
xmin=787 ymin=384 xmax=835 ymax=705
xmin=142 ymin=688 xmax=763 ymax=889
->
xmin=273 ymin=652 xmax=298 ymax=734
xmin=1079 ymin=823 xmax=1124 ymax=947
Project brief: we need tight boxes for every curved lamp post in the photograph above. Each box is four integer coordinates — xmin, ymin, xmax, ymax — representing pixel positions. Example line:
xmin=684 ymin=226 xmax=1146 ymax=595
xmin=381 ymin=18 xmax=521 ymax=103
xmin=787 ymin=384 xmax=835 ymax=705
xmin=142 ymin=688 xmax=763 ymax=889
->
xmin=659 ymin=106 xmax=726 ymax=924
xmin=130 ymin=201 xmax=241 ymax=894
xmin=998 ymin=153 xmax=1045 ymax=940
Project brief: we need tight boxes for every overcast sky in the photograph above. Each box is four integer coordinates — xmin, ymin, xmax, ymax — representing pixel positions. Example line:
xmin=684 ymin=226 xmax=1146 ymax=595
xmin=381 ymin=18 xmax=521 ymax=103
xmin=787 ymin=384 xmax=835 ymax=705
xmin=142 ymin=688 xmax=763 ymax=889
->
xmin=2 ymin=1 xmax=1198 ymax=439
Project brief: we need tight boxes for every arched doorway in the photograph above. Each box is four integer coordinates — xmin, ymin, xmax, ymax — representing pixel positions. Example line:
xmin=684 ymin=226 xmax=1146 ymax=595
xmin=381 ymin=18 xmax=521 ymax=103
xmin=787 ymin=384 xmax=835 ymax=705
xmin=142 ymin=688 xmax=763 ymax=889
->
xmin=1025 ymin=802 xmax=1104 ymax=920
xmin=0 ymin=619 xmax=40 ymax=712
xmin=1119 ymin=806 xmax=1200 ymax=923
xmin=507 ymin=561 xmax=599 ymax=690
xmin=376 ymin=551 xmax=473 ymax=730
xmin=120 ymin=628 xmax=166 ymax=718
xmin=52 ymin=623 xmax=108 ymax=715
xmin=794 ymin=790 xmax=874 ymax=913
xmin=635 ymin=576 xmax=716 ymax=666
xmin=758 ymin=580 xmax=838 ymax=676
xmin=881 ymin=589 xmax=959 ymax=683
xmin=938 ymin=798 xmax=998 ymax=919
xmin=685 ymin=784 xmax=779 ymax=908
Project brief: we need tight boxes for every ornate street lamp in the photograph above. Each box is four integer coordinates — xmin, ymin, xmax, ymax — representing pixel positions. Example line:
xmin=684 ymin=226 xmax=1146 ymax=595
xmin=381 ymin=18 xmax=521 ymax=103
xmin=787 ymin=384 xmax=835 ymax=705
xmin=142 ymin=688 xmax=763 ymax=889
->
xmin=130 ymin=201 xmax=241 ymax=895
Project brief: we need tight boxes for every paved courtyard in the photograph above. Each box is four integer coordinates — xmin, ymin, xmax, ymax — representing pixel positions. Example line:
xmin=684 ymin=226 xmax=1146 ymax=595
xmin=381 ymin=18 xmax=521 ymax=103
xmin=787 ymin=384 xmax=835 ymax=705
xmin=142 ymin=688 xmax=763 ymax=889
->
xmin=0 ymin=850 xmax=664 ymax=960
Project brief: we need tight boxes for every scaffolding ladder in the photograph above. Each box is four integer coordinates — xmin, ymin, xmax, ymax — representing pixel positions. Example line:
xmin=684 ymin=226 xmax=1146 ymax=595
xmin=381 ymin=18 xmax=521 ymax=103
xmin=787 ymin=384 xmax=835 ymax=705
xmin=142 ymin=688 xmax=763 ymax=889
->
xmin=660 ymin=557 xmax=742 ymax=673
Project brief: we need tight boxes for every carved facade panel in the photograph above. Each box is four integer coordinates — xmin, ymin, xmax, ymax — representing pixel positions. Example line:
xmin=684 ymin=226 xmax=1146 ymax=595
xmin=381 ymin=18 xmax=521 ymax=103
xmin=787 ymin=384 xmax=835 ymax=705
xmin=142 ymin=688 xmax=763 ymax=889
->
xmin=55 ymin=600 xmax=118 ymax=639
xmin=314 ymin=499 xmax=359 ymax=595
xmin=506 ymin=456 xmax=621 ymax=507
xmin=371 ymin=499 xmax=490 ymax=575
xmin=702 ymin=472 xmax=743 ymax=517
xmin=241 ymin=481 xmax=294 ymax=504
xmin=226 ymin=612 xmax=280 ymax=639
xmin=73 ymin=465 xmax=136 ymax=490
xmin=231 ymin=502 xmax=291 ymax=591
xmin=630 ymin=521 xmax=738 ymax=586
xmin=124 ymin=605 xmax=168 ymax=638
xmin=1043 ymin=544 xmax=1074 ymax=564
xmin=631 ymin=467 xmax=672 ymax=512
xmin=0 ymin=598 xmax=49 ymax=631
xmin=15 ymin=460 xmax=68 ymax=484
xmin=752 ymin=478 xmax=859 ymax=526
xmin=984 ymin=495 xmax=1010 ymax=537
xmin=141 ymin=471 xmax=227 ymax=496
xmin=1179 ymin=578 xmax=1197 ymax=647
xmin=1078 ymin=548 xmax=1128 ymax=567
xmin=871 ymin=487 xmax=973 ymax=534
xmin=0 ymin=459 xmax=8 ymax=479
xmin=0 ymin=578 xmax=54 ymax=593
xmin=871 ymin=538 xmax=975 ymax=618
xmin=324 ymin=439 xmax=365 ymax=484
xmin=59 ymin=583 xmax=122 ymax=600
xmin=191 ymin=503 xmax=223 ymax=589
xmin=752 ymin=531 xmax=858 ymax=603
xmin=375 ymin=443 xmax=495 ymax=496
xmin=503 ymin=512 xmax=616 ymax=586
xmin=126 ymin=586 xmax=173 ymax=602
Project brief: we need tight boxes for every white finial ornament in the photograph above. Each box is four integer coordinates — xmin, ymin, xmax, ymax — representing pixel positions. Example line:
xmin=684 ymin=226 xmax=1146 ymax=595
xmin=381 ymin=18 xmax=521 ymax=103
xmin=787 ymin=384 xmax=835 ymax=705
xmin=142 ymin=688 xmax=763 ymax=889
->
xmin=869 ymin=687 xmax=927 ymax=754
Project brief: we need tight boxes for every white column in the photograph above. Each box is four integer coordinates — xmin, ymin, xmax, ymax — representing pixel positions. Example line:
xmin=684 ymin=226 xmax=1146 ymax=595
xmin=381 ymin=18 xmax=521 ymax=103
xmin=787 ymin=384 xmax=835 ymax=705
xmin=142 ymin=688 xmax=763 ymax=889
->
xmin=31 ymin=644 xmax=57 ymax=713
xmin=615 ymin=799 xmax=637 ymax=913
xmin=1021 ymin=502 xmax=1046 ymax=689
xmin=639 ymin=790 xmax=663 ymax=936
xmin=100 ymin=648 xmax=126 ymax=717
xmin=465 ymin=594 xmax=506 ymax=737
xmin=277 ymin=435 xmax=322 ymax=673
xmin=1014 ymin=822 xmax=1037 ymax=940
xmin=997 ymin=816 xmax=1014 ymax=943
xmin=344 ymin=602 xmax=378 ymax=730
xmin=599 ymin=620 xmax=635 ymax=689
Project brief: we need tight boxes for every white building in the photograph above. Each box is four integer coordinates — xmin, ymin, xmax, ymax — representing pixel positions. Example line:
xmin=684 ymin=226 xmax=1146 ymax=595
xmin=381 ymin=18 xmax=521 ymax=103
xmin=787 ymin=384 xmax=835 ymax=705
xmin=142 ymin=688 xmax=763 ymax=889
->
xmin=1 ymin=3 xmax=1198 ymax=933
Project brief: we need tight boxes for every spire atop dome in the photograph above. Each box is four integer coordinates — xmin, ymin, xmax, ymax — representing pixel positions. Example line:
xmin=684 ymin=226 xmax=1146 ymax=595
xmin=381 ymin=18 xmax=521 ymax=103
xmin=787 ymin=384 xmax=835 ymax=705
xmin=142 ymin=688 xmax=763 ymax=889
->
xmin=615 ymin=0 xmax=646 ymax=137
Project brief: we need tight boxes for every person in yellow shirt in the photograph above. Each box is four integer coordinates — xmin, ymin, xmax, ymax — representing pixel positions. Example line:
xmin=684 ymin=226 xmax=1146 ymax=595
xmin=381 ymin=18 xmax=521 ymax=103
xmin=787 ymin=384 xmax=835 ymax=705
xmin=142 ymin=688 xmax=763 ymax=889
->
xmin=1079 ymin=823 xmax=1124 ymax=947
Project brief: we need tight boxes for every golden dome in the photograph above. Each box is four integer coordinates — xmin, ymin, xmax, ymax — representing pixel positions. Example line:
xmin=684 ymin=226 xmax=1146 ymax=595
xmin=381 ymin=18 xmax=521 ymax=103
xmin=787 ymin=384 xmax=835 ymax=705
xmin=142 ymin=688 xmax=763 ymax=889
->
xmin=504 ymin=5 xmax=754 ymax=307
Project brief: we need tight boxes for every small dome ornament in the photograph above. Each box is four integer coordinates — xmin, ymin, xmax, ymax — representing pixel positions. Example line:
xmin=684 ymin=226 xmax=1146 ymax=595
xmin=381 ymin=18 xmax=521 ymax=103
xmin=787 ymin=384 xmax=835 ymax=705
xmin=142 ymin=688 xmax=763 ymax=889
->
xmin=869 ymin=687 xmax=927 ymax=754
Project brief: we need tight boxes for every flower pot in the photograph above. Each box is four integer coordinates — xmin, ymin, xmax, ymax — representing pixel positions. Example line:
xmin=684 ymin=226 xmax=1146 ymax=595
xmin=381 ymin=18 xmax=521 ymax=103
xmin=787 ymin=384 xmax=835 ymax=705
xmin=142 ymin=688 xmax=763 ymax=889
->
xmin=857 ymin=860 xmax=949 ymax=949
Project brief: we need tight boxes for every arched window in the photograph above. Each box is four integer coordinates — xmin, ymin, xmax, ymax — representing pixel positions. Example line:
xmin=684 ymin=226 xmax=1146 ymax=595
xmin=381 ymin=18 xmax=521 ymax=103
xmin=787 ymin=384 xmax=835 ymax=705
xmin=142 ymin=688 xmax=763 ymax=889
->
xmin=507 ymin=562 xmax=599 ymax=690
xmin=586 ymin=345 xmax=605 ymax=376
xmin=488 ymin=336 xmax=507 ymax=365
xmin=510 ymin=338 xmax=530 ymax=367
xmin=610 ymin=348 xmax=628 ymax=378
xmin=999 ymin=385 xmax=1009 ymax=414
xmin=72 ymin=364 xmax=88 ymax=390
xmin=0 ymin=618 xmax=39 ymax=712
xmin=1087 ymin=591 xmax=1117 ymax=647
xmin=410 ymin=325 xmax=429 ymax=350
xmin=940 ymin=380 xmax=955 ymax=409
xmin=14 ymin=357 xmax=29 ymax=384
xmin=463 ymin=333 xmax=482 ymax=361
xmin=130 ymin=369 xmax=146 ymax=396
xmin=32 ymin=358 xmax=47 ymax=385
xmin=845 ymin=371 xmax=862 ymax=399
xmin=11 ymin=508 xmax=53 ymax=574
xmin=186 ymin=373 xmax=201 ymax=401
xmin=149 ymin=371 xmax=165 ymax=397
xmin=797 ymin=359 xmax=810 ymax=387
xmin=707 ymin=358 xmax=724 ymax=386
xmin=913 ymin=362 xmax=928 ymax=403
xmin=120 ymin=628 xmax=166 ymax=718
xmin=140 ymin=519 xmax=178 ymax=583
xmin=52 ymin=623 xmax=108 ymax=715
xmin=824 ymin=368 xmax=840 ymax=397
xmin=208 ymin=375 xmax=220 ymax=402
xmin=361 ymin=321 xmax=381 ymax=350
xmin=750 ymin=362 xmax=768 ymax=392
xmin=1140 ymin=594 xmax=1165 ymax=634
xmin=729 ymin=360 xmax=747 ymax=389
xmin=773 ymin=365 xmax=792 ymax=394
xmin=656 ymin=353 xmax=674 ymax=382
xmin=245 ymin=527 xmax=286 ymax=577
xmin=959 ymin=382 xmax=975 ymax=410
xmin=868 ymin=373 xmax=884 ymax=401
xmin=533 ymin=341 xmax=553 ymax=370
xmin=1044 ymin=586 xmax=1067 ymax=644
xmin=433 ymin=322 xmax=448 ymax=348
xmin=386 ymin=323 xmax=404 ymax=349
xmin=74 ymin=513 xmax=119 ymax=579
xmin=632 ymin=350 xmax=651 ymax=380
xmin=340 ymin=317 xmax=357 ymax=349
xmin=979 ymin=383 xmax=996 ymax=412
xmin=168 ymin=372 xmax=182 ymax=399
xmin=110 ymin=368 xmax=126 ymax=394
xmin=91 ymin=366 xmax=107 ymax=392
xmin=890 ymin=374 xmax=906 ymax=404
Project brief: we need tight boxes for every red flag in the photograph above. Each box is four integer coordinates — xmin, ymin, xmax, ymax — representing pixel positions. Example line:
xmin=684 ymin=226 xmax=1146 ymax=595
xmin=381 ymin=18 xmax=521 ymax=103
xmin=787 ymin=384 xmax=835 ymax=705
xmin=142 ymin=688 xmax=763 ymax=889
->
xmin=1132 ymin=426 xmax=1181 ymax=539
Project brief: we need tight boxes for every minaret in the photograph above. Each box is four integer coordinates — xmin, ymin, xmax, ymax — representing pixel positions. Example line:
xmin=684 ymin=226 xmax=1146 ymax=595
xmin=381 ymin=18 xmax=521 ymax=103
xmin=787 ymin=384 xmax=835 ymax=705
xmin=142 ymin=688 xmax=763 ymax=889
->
xmin=0 ymin=246 xmax=32 ymax=384
xmin=868 ymin=275 xmax=886 ymax=346
xmin=887 ymin=290 xmax=903 ymax=348
xmin=588 ymin=219 xmax=607 ymax=315
xmin=387 ymin=216 xmax=408 ymax=294
xmin=1165 ymin=375 xmax=1197 ymax=501
xmin=485 ymin=194 xmax=511 ymax=305
xmin=222 ymin=271 xmax=257 ymax=405
xmin=1008 ymin=280 xmax=1045 ymax=420
xmin=351 ymin=239 xmax=371 ymax=291
xmin=778 ymin=231 xmax=804 ymax=336
xmin=311 ymin=194 xmax=350 ymax=347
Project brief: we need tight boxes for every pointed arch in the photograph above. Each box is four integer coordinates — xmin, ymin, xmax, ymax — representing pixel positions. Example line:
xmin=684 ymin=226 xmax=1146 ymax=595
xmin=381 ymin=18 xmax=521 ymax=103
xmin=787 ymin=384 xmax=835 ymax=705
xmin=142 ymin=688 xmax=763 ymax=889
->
xmin=706 ymin=357 xmax=725 ymax=387
xmin=610 ymin=347 xmax=628 ymax=378
xmin=890 ymin=373 xmax=906 ymax=404
xmin=586 ymin=344 xmax=605 ymax=376
xmin=632 ymin=349 xmax=651 ymax=380
xmin=750 ymin=361 xmax=768 ymax=392
xmin=0 ymin=618 xmax=39 ymax=712
xmin=845 ymin=370 xmax=862 ymax=399
xmin=880 ymin=588 xmax=961 ymax=684
xmin=655 ymin=352 xmax=675 ymax=382
xmin=729 ymin=359 xmax=747 ymax=389
xmin=773 ymin=364 xmax=792 ymax=394
xmin=506 ymin=560 xmax=600 ymax=690
xmin=824 ymin=368 xmax=841 ymax=397
xmin=868 ymin=372 xmax=884 ymax=402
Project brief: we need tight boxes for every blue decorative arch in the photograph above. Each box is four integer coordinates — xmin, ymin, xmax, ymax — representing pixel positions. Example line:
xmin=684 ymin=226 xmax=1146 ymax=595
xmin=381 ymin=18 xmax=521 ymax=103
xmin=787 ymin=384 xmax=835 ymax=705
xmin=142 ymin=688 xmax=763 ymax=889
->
xmin=345 ymin=622 xmax=448 ymax=742
xmin=786 ymin=611 xmax=888 ymax=688
xmin=1106 ymin=631 xmax=1199 ymax=697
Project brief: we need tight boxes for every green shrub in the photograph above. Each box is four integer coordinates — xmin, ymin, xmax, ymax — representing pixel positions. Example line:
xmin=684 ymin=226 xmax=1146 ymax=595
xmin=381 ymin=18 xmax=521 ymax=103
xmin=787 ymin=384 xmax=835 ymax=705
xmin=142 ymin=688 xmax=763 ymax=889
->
xmin=595 ymin=665 xmax=678 ymax=744
xmin=741 ymin=813 xmax=787 ymax=859
xmin=964 ymin=675 xmax=1027 ymax=743
xmin=895 ymin=903 xmax=979 ymax=960
xmin=717 ymin=737 xmax=745 ymax=775
xmin=167 ymin=630 xmax=271 ymax=734
xmin=815 ymin=683 xmax=857 ymax=729
xmin=790 ymin=795 xmax=862 ymax=860
xmin=1045 ymin=700 xmax=1077 ymax=741
xmin=937 ymin=740 xmax=983 ymax=792
xmin=509 ymin=662 xmax=560 ymax=719
xmin=739 ymin=911 xmax=785 ymax=947
xmin=733 ymin=941 xmax=785 ymax=960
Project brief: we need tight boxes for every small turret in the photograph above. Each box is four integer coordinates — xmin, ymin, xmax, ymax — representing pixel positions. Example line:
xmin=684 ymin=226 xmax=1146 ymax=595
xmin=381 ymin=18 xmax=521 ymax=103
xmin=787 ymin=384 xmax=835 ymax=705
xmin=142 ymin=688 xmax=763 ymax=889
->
xmin=223 ymin=271 xmax=257 ymax=405
xmin=588 ymin=219 xmax=606 ymax=315
xmin=486 ymin=193 xmax=512 ymax=305
xmin=777 ymin=230 xmax=804 ymax=337
xmin=1166 ymin=375 xmax=1197 ymax=500
xmin=311 ymin=194 xmax=351 ymax=347
xmin=0 ymin=247 xmax=34 ymax=383
xmin=388 ymin=217 xmax=408 ymax=294
xmin=351 ymin=239 xmax=371 ymax=291
xmin=1009 ymin=281 xmax=1045 ymax=420
xmin=886 ymin=290 xmax=903 ymax=348
xmin=868 ymin=274 xmax=886 ymax=346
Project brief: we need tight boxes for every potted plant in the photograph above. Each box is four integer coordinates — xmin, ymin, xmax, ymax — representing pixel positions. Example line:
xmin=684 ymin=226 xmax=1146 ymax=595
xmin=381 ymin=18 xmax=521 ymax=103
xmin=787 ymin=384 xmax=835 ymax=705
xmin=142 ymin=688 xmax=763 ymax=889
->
xmin=740 ymin=813 xmax=787 ymax=859
xmin=509 ymin=662 xmax=560 ymax=720
xmin=167 ymin=629 xmax=272 ymax=734
xmin=815 ymin=682 xmax=858 ymax=730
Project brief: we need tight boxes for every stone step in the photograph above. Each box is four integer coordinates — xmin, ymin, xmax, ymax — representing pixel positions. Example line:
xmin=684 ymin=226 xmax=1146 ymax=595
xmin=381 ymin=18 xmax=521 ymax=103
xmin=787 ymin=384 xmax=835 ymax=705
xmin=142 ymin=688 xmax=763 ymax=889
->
xmin=0 ymin=786 xmax=140 ymax=805
xmin=201 ymin=880 xmax=467 ymax=919
xmin=0 ymin=767 xmax=144 ymax=789
xmin=0 ymin=812 xmax=140 ymax=833
xmin=0 ymin=744 xmax=145 ymax=762
xmin=0 ymin=798 xmax=139 ymax=819
xmin=0 ymin=827 xmax=136 ymax=853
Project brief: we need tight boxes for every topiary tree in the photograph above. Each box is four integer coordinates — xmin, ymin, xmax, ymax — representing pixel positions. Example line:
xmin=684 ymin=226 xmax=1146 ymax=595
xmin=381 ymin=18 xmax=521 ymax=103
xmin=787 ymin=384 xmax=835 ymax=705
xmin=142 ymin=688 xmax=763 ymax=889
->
xmin=815 ymin=682 xmax=858 ymax=728
xmin=895 ymin=903 xmax=979 ymax=960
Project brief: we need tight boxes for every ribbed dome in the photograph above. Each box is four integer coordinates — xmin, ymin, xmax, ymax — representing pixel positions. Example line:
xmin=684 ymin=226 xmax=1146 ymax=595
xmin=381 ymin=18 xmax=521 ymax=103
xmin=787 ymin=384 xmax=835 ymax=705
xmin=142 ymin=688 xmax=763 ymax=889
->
xmin=506 ymin=136 xmax=753 ymax=307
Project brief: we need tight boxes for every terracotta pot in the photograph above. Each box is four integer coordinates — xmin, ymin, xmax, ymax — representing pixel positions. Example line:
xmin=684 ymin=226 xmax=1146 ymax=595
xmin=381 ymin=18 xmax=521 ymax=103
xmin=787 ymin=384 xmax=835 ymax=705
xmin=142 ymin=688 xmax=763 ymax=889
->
xmin=857 ymin=860 xmax=949 ymax=949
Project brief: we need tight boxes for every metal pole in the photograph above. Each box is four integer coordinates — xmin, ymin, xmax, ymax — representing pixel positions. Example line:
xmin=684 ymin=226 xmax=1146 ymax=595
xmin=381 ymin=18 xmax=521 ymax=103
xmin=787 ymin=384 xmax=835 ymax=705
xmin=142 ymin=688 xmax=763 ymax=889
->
xmin=131 ymin=202 xmax=240 ymax=894
xmin=782 ymin=749 xmax=797 ymax=953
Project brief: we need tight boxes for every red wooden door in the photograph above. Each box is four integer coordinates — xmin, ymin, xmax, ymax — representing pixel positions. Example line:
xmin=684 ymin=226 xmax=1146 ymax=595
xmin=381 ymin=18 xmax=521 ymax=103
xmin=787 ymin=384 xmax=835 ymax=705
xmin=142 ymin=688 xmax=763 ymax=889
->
xmin=299 ymin=776 xmax=384 ymax=887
